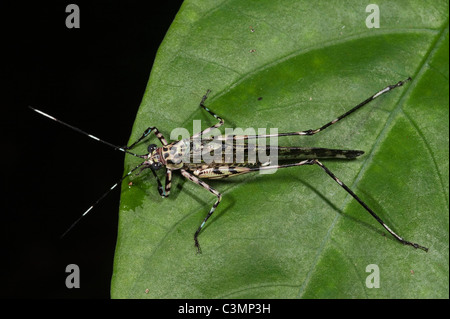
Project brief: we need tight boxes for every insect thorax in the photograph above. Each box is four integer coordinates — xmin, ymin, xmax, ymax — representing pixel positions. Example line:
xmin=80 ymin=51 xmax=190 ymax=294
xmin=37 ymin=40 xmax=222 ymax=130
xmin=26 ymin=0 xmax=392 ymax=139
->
xmin=161 ymin=139 xmax=190 ymax=170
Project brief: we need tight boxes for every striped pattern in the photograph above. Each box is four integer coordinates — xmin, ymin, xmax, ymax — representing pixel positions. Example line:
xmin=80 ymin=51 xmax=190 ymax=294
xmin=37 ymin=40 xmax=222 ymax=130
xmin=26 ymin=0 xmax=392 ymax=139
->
xmin=181 ymin=168 xmax=222 ymax=253
xmin=191 ymin=90 xmax=225 ymax=139
xmin=155 ymin=81 xmax=426 ymax=253
xmin=32 ymin=79 xmax=427 ymax=252
xmin=313 ymin=159 xmax=428 ymax=251
xmin=191 ymin=165 xmax=252 ymax=179
xmin=164 ymin=169 xmax=172 ymax=197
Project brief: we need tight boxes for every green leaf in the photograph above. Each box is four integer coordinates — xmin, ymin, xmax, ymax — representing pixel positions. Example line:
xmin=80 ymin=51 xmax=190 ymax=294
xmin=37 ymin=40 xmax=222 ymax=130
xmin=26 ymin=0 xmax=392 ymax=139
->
xmin=111 ymin=0 xmax=449 ymax=298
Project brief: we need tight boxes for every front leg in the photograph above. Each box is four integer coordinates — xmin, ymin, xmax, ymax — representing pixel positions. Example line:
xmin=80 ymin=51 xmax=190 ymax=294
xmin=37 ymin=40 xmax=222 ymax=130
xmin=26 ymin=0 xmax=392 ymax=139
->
xmin=146 ymin=168 xmax=172 ymax=198
xmin=124 ymin=126 xmax=169 ymax=151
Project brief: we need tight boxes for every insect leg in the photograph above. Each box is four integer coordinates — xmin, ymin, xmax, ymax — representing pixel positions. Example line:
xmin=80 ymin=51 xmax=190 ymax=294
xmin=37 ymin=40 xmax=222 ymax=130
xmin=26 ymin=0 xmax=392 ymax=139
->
xmin=191 ymin=90 xmax=225 ymax=139
xmin=146 ymin=167 xmax=165 ymax=197
xmin=136 ymin=166 xmax=171 ymax=197
xmin=243 ymin=159 xmax=428 ymax=251
xmin=181 ymin=168 xmax=222 ymax=253
xmin=191 ymin=159 xmax=428 ymax=251
xmin=224 ymin=78 xmax=412 ymax=141
xmin=164 ymin=169 xmax=172 ymax=197
xmin=302 ymin=78 xmax=412 ymax=136
xmin=308 ymin=159 xmax=428 ymax=251
xmin=124 ymin=126 xmax=168 ymax=150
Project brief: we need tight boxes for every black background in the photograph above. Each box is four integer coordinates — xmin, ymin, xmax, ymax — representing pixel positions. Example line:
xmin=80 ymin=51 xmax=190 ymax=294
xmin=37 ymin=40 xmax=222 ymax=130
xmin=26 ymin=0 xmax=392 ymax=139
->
xmin=3 ymin=2 xmax=444 ymax=310
xmin=4 ymin=1 xmax=183 ymax=298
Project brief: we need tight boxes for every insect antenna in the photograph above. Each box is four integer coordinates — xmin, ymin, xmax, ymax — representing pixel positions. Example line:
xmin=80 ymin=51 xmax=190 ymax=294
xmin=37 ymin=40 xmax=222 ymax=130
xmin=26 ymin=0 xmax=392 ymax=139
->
xmin=28 ymin=106 xmax=151 ymax=237
xmin=29 ymin=106 xmax=146 ymax=158
xmin=60 ymin=162 xmax=146 ymax=238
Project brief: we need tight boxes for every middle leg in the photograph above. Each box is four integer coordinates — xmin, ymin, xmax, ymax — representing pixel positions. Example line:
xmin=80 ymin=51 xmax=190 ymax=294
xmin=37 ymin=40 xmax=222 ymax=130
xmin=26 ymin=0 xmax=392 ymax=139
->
xmin=192 ymin=90 xmax=225 ymax=139
xmin=180 ymin=168 xmax=222 ymax=253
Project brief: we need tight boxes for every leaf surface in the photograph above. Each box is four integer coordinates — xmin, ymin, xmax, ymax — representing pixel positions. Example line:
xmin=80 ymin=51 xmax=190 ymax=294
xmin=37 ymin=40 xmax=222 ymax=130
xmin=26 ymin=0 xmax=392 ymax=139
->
xmin=112 ymin=0 xmax=449 ymax=298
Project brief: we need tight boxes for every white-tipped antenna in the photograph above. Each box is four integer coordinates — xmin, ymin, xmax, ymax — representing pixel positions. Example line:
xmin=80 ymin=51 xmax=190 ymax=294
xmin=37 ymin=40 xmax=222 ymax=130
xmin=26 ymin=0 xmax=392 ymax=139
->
xmin=29 ymin=106 xmax=145 ymax=158
xmin=60 ymin=162 xmax=146 ymax=238
xmin=29 ymin=106 xmax=150 ymax=237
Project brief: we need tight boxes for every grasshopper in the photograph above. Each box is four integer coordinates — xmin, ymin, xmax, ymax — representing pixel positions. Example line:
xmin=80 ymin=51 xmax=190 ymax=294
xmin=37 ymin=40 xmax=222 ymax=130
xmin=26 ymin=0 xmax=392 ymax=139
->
xmin=30 ymin=77 xmax=428 ymax=253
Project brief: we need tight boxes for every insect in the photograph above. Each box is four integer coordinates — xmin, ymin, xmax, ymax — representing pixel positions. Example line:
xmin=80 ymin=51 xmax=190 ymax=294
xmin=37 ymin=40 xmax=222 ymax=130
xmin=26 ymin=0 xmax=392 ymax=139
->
xmin=30 ymin=77 xmax=428 ymax=253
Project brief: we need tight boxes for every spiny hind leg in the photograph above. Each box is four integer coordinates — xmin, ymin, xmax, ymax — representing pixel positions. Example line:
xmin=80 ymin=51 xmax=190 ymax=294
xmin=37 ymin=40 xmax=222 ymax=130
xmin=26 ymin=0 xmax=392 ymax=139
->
xmin=310 ymin=159 xmax=427 ymax=251
xmin=228 ymin=78 xmax=412 ymax=140
xmin=249 ymin=158 xmax=428 ymax=251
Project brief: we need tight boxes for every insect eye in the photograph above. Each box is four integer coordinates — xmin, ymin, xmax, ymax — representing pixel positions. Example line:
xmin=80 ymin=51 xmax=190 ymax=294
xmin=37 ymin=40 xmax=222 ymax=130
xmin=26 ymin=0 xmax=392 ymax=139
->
xmin=151 ymin=162 xmax=162 ymax=170
xmin=147 ymin=144 xmax=157 ymax=153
